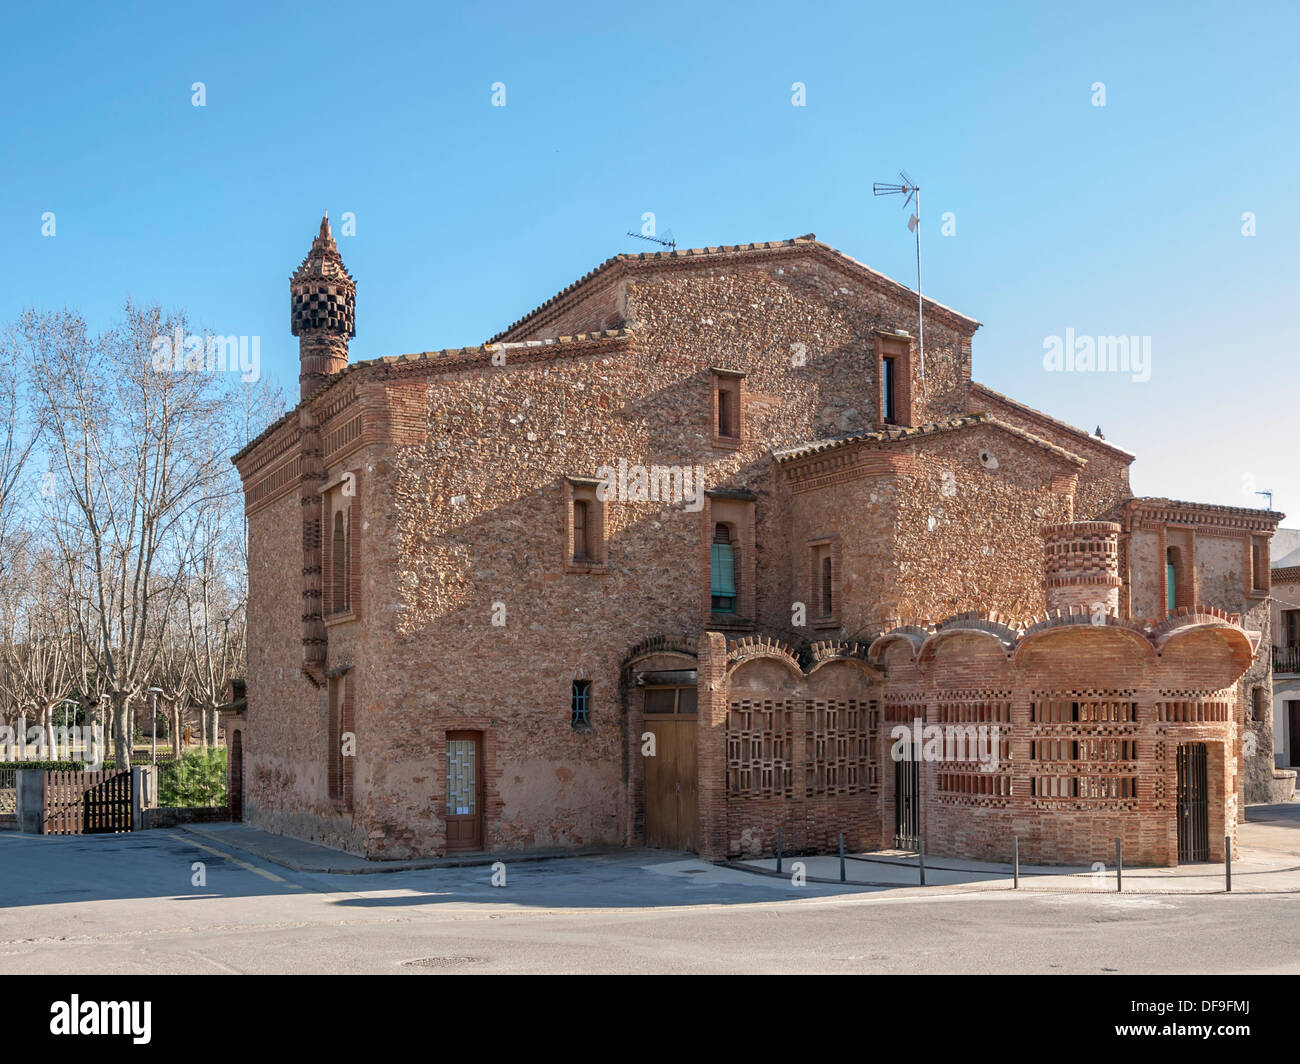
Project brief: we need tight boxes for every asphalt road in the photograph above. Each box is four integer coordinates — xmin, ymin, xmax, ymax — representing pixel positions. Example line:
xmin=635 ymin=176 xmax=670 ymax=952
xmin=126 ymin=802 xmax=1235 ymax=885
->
xmin=2 ymin=831 xmax=1299 ymax=974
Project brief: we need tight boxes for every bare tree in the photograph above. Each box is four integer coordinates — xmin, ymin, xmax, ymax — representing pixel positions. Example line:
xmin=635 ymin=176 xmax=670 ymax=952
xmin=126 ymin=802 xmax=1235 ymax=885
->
xmin=22 ymin=302 xmax=237 ymax=768
xmin=0 ymin=325 xmax=40 ymax=569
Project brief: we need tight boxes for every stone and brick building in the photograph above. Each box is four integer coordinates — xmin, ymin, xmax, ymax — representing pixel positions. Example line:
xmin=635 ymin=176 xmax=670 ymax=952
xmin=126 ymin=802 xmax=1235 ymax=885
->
xmin=229 ymin=217 xmax=1283 ymax=867
xmin=1269 ymin=527 xmax=1300 ymax=790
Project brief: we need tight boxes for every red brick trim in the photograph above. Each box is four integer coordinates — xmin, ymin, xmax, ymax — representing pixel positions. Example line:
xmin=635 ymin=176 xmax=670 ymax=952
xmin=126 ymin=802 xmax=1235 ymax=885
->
xmin=562 ymin=477 xmax=608 ymax=573
xmin=710 ymin=369 xmax=746 ymax=449
xmin=805 ymin=535 xmax=842 ymax=629
xmin=875 ymin=331 xmax=914 ymax=429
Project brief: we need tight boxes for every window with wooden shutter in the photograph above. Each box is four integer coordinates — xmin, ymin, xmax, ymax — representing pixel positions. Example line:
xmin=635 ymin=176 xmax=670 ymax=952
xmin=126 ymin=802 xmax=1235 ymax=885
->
xmin=573 ymin=500 xmax=589 ymax=560
xmin=331 ymin=510 xmax=346 ymax=614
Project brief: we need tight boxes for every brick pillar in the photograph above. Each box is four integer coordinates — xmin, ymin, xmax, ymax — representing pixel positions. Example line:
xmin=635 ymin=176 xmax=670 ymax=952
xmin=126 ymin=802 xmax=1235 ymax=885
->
xmin=1042 ymin=521 xmax=1122 ymax=616
xmin=791 ymin=698 xmax=807 ymax=852
xmin=696 ymin=632 xmax=729 ymax=861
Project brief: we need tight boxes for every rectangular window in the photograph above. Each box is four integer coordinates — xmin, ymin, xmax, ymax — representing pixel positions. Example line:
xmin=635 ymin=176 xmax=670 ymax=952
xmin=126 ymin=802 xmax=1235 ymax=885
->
xmin=644 ymin=687 xmax=696 ymax=715
xmin=811 ymin=544 xmax=833 ymax=618
xmin=1167 ymin=562 xmax=1176 ymax=613
xmin=711 ymin=369 xmax=744 ymax=445
xmin=718 ymin=389 xmax=735 ymax=438
xmin=446 ymin=738 xmax=478 ymax=817
xmin=882 ymin=356 xmax=897 ymax=424
xmin=571 ymin=680 xmax=591 ymax=729
xmin=565 ymin=478 xmax=605 ymax=570
xmin=573 ymin=500 xmax=590 ymax=560
xmin=711 ymin=524 xmax=736 ymax=612
xmin=1252 ymin=538 xmax=1269 ymax=592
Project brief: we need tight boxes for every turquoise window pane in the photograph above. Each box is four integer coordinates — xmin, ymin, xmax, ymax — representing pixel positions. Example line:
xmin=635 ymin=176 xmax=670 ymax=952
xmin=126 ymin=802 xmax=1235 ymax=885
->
xmin=711 ymin=543 xmax=736 ymax=595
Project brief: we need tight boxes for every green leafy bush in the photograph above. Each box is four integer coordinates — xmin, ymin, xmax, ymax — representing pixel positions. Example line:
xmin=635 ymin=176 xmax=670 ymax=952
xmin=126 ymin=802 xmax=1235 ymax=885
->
xmin=158 ymin=748 xmax=227 ymax=807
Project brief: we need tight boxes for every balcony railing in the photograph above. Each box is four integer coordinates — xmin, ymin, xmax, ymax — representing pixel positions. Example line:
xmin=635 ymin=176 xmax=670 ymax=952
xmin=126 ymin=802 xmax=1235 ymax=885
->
xmin=1273 ymin=645 xmax=1300 ymax=673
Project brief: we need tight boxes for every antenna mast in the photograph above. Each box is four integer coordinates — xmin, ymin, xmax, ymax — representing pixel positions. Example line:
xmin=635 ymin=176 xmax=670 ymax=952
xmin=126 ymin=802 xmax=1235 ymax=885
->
xmin=626 ymin=230 xmax=676 ymax=251
xmin=872 ymin=171 xmax=924 ymax=385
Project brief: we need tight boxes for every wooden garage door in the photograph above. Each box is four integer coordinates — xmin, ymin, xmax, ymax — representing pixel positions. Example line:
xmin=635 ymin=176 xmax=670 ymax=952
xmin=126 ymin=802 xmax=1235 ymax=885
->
xmin=643 ymin=687 xmax=698 ymax=851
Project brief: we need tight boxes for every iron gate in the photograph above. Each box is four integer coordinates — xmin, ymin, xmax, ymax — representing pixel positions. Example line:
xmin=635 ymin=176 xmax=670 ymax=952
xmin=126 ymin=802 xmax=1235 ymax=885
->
xmin=893 ymin=742 xmax=920 ymax=849
xmin=1176 ymin=742 xmax=1208 ymax=862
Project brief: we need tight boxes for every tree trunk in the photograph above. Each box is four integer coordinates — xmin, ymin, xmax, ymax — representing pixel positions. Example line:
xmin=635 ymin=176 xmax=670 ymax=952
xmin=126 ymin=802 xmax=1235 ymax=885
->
xmin=111 ymin=692 xmax=130 ymax=771
xmin=171 ymin=704 xmax=181 ymax=757
xmin=41 ymin=703 xmax=56 ymax=759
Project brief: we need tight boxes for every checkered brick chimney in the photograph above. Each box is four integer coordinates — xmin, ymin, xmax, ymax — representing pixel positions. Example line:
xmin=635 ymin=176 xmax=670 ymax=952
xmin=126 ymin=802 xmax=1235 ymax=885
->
xmin=291 ymin=212 xmax=355 ymax=401
xmin=1042 ymin=520 xmax=1123 ymax=616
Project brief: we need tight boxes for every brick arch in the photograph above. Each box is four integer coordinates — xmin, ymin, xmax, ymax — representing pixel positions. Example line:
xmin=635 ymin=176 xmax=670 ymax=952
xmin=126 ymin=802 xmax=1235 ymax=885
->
xmin=1154 ymin=624 xmax=1256 ymax=680
xmin=918 ymin=626 xmax=1016 ymax=665
xmin=1013 ymin=618 xmax=1157 ymax=665
xmin=867 ymin=628 xmax=928 ymax=665
xmin=620 ymin=634 xmax=698 ymax=669
xmin=725 ymin=636 xmax=804 ymax=678
xmin=726 ymin=646 xmax=804 ymax=682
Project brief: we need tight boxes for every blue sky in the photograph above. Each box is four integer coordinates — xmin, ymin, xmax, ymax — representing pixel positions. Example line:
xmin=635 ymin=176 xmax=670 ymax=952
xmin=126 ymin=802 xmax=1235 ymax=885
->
xmin=2 ymin=0 xmax=1296 ymax=513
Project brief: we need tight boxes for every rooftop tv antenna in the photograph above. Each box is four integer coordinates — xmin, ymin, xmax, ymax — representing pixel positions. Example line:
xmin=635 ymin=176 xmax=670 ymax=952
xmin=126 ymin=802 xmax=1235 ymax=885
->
xmin=626 ymin=229 xmax=676 ymax=251
xmin=872 ymin=170 xmax=925 ymax=385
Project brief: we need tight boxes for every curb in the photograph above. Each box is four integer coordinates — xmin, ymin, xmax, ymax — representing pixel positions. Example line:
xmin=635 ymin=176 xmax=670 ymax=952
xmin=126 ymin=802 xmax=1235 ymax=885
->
xmin=178 ymin=825 xmax=618 ymax=875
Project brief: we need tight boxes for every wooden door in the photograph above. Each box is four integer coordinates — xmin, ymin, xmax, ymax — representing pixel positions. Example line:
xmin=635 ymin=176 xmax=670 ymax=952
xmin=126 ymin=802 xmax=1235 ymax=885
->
xmin=642 ymin=687 xmax=698 ymax=850
xmin=445 ymin=731 xmax=484 ymax=851
xmin=230 ymin=730 xmax=243 ymax=822
xmin=1290 ymin=703 xmax=1300 ymax=766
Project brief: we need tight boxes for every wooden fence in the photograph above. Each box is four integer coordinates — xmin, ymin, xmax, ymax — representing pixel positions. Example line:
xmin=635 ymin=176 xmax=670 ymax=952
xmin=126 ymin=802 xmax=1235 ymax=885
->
xmin=43 ymin=769 xmax=132 ymax=835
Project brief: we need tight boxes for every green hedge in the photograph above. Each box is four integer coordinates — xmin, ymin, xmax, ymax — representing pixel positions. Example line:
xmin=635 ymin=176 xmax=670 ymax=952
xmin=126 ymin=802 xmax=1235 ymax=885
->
xmin=158 ymin=748 xmax=227 ymax=807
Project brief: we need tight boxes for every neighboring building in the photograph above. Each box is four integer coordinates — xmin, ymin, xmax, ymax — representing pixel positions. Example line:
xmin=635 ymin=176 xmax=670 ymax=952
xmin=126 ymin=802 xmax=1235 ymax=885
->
xmin=229 ymin=218 xmax=1283 ymax=867
xmin=1270 ymin=527 xmax=1300 ymax=785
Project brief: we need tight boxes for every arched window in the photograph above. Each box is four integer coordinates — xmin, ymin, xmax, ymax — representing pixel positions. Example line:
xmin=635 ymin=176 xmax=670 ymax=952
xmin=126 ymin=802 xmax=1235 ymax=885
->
xmin=711 ymin=523 xmax=736 ymax=613
xmin=822 ymin=554 xmax=833 ymax=615
xmin=332 ymin=510 xmax=347 ymax=613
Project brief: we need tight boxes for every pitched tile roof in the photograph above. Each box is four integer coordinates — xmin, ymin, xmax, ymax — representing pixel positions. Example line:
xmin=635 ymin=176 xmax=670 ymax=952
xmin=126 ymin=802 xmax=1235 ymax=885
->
xmin=773 ymin=412 xmax=1086 ymax=466
xmin=487 ymin=234 xmax=980 ymax=343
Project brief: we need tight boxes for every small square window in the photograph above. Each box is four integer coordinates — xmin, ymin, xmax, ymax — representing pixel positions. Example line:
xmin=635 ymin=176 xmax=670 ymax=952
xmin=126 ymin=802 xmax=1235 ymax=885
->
xmin=571 ymin=680 xmax=592 ymax=730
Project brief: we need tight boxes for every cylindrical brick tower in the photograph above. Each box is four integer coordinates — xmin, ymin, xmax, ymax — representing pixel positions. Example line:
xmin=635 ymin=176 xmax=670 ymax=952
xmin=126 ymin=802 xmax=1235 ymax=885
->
xmin=291 ymin=212 xmax=355 ymax=401
xmin=1042 ymin=520 xmax=1122 ymax=615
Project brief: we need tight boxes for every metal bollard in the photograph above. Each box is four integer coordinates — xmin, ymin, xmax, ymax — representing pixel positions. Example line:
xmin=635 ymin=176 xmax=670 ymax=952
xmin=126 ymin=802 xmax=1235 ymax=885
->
xmin=919 ymin=838 xmax=926 ymax=886
xmin=1116 ymin=838 xmax=1123 ymax=893
xmin=839 ymin=833 xmax=846 ymax=882
xmin=1225 ymin=835 xmax=1232 ymax=892
xmin=776 ymin=827 xmax=782 ymax=875
xmin=1013 ymin=835 xmax=1019 ymax=890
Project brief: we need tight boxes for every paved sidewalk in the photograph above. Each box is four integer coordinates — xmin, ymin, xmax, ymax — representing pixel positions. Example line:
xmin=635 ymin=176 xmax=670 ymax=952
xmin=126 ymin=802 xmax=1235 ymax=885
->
xmin=734 ymin=845 xmax=1300 ymax=894
xmin=735 ymin=802 xmax=1300 ymax=894
xmin=181 ymin=822 xmax=616 ymax=874
xmin=182 ymin=800 xmax=1300 ymax=895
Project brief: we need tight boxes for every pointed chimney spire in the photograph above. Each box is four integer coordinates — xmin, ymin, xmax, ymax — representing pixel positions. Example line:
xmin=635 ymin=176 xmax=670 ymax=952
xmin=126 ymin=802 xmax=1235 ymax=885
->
xmin=291 ymin=214 xmax=355 ymax=401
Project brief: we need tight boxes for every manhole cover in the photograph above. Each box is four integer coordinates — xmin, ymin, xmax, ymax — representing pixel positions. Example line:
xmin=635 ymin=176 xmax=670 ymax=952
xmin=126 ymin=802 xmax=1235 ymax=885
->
xmin=401 ymin=956 xmax=484 ymax=969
